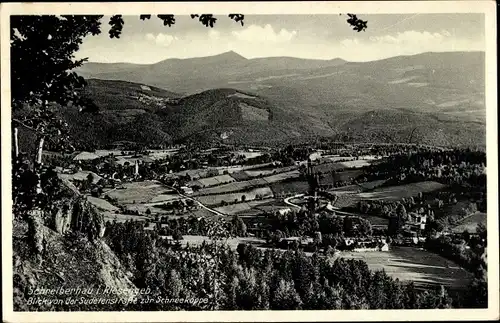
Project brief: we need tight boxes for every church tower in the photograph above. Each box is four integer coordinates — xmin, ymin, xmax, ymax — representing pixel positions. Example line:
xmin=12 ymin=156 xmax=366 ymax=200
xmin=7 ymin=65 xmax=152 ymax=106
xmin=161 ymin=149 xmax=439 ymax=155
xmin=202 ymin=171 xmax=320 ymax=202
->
xmin=134 ymin=160 xmax=140 ymax=178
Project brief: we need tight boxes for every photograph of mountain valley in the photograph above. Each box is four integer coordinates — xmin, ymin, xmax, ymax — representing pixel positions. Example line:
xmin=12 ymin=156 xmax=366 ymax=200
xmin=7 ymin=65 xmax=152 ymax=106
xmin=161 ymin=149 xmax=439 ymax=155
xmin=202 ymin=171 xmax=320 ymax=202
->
xmin=8 ymin=10 xmax=492 ymax=313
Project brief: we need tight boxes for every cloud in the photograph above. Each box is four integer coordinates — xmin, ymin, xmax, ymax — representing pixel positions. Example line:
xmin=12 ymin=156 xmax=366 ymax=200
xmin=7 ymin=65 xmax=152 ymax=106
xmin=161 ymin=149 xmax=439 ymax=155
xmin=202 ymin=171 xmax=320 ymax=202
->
xmin=336 ymin=29 xmax=483 ymax=61
xmin=231 ymin=24 xmax=297 ymax=43
xmin=208 ymin=30 xmax=221 ymax=40
xmin=369 ymin=30 xmax=449 ymax=45
xmin=340 ymin=38 xmax=359 ymax=47
xmin=145 ymin=33 xmax=178 ymax=46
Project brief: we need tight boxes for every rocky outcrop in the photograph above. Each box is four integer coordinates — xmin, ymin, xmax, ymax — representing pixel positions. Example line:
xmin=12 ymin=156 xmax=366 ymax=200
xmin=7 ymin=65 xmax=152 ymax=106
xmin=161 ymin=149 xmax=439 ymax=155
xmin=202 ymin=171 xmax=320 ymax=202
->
xmin=13 ymin=223 xmax=137 ymax=311
xmin=48 ymin=176 xmax=106 ymax=241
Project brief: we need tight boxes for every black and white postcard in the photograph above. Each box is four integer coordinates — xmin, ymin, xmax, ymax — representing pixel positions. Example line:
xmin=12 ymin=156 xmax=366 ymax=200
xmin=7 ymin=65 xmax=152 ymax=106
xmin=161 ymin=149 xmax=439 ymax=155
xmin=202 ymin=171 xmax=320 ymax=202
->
xmin=1 ymin=1 xmax=498 ymax=322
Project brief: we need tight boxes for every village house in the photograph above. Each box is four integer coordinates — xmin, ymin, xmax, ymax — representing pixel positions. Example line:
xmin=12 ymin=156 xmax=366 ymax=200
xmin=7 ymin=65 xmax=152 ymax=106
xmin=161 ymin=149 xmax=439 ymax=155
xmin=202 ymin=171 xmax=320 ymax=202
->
xmin=279 ymin=236 xmax=314 ymax=248
xmin=180 ymin=186 xmax=194 ymax=195
xmin=407 ymin=212 xmax=427 ymax=230
xmin=277 ymin=208 xmax=292 ymax=216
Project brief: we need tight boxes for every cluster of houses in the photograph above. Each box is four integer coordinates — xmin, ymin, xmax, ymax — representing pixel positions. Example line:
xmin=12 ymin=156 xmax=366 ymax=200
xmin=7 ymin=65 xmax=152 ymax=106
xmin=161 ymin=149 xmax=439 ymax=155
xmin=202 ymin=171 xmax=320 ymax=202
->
xmin=276 ymin=235 xmax=390 ymax=252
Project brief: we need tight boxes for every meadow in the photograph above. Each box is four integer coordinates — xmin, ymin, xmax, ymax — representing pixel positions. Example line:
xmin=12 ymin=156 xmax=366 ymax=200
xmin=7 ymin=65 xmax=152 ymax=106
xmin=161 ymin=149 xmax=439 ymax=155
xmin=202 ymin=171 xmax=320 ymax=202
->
xmin=106 ymin=180 xmax=169 ymax=204
xmin=59 ymin=170 xmax=102 ymax=184
xmin=243 ymin=165 xmax=297 ymax=178
xmin=86 ymin=196 xmax=118 ymax=212
xmin=333 ymin=181 xmax=447 ymax=208
xmin=214 ymin=199 xmax=273 ymax=215
xmin=194 ymin=170 xmax=300 ymax=195
xmin=270 ymin=180 xmax=310 ymax=196
xmin=149 ymin=192 xmax=182 ymax=203
xmin=194 ymin=187 xmax=274 ymax=206
xmin=213 ymin=198 xmax=291 ymax=216
xmin=169 ymin=162 xmax=274 ymax=179
xmin=450 ymin=212 xmax=487 ymax=233
xmin=356 ymin=181 xmax=446 ymax=201
xmin=188 ymin=174 xmax=236 ymax=188
xmin=317 ymin=169 xmax=365 ymax=185
xmin=336 ymin=246 xmax=473 ymax=289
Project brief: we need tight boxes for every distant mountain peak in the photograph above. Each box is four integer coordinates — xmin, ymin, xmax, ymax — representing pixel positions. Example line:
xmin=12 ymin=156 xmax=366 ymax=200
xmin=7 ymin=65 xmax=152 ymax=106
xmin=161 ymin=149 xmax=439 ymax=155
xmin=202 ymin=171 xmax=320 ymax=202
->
xmin=211 ymin=50 xmax=247 ymax=61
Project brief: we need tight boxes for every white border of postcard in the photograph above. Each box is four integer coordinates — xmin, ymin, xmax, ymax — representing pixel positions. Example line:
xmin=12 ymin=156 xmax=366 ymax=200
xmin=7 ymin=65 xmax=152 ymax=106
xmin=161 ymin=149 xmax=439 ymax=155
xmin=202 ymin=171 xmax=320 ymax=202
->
xmin=1 ymin=1 xmax=498 ymax=322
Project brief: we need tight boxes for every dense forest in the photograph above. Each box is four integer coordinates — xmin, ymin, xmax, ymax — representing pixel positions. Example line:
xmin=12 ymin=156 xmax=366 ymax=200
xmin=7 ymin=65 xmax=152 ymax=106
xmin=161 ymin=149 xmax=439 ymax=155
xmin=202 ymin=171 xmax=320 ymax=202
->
xmin=102 ymin=221 xmax=486 ymax=310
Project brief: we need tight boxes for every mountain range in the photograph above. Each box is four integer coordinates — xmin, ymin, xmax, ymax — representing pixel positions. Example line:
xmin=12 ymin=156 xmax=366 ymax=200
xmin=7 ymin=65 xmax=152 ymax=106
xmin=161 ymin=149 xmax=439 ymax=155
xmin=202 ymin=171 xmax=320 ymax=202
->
xmin=69 ymin=51 xmax=486 ymax=148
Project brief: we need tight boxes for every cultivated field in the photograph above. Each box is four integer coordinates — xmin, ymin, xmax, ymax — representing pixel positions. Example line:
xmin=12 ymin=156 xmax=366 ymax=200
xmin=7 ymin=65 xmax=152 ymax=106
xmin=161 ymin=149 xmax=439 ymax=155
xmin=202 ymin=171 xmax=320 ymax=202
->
xmin=188 ymin=174 xmax=236 ymax=188
xmin=59 ymin=171 xmax=102 ymax=184
xmin=321 ymin=156 xmax=356 ymax=163
xmin=270 ymin=180 xmax=310 ymax=196
xmin=356 ymin=181 xmax=446 ymax=201
xmin=450 ymin=212 xmax=487 ymax=233
xmin=333 ymin=184 xmax=363 ymax=192
xmin=194 ymin=187 xmax=274 ymax=206
xmin=263 ymin=170 xmax=301 ymax=182
xmin=86 ymin=196 xmax=118 ymax=212
xmin=333 ymin=181 xmax=447 ymax=208
xmin=106 ymin=180 xmax=168 ymax=204
xmin=236 ymin=199 xmax=291 ymax=216
xmin=194 ymin=170 xmax=300 ymax=195
xmin=321 ymin=155 xmax=382 ymax=163
xmin=337 ymin=246 xmax=473 ymax=289
xmin=243 ymin=165 xmax=297 ymax=178
xmin=318 ymin=169 xmax=365 ymax=185
xmin=146 ymin=149 xmax=180 ymax=160
xmin=357 ymin=179 xmax=387 ymax=190
xmin=169 ymin=163 xmax=275 ymax=179
xmin=312 ymin=162 xmax=345 ymax=173
xmin=214 ymin=199 xmax=276 ymax=215
xmin=149 ymin=193 xmax=182 ymax=203
xmin=360 ymin=214 xmax=389 ymax=227
xmin=230 ymin=171 xmax=252 ymax=181
xmin=234 ymin=150 xmax=265 ymax=159
xmin=338 ymin=159 xmax=372 ymax=168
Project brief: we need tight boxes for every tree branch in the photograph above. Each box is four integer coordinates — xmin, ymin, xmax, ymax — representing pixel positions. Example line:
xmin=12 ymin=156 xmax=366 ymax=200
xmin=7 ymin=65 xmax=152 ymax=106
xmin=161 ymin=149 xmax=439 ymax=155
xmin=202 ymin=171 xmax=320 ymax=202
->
xmin=12 ymin=118 xmax=44 ymax=136
xmin=12 ymin=118 xmax=64 ymax=148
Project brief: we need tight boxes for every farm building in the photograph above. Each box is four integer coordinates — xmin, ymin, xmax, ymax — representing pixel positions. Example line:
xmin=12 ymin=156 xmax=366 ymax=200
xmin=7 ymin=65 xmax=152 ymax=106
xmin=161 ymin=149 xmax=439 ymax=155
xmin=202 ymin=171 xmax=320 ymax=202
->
xmin=342 ymin=237 xmax=389 ymax=252
xmin=309 ymin=152 xmax=322 ymax=161
xmin=180 ymin=186 xmax=194 ymax=195
xmin=277 ymin=208 xmax=292 ymax=216
xmin=407 ymin=213 xmax=427 ymax=230
xmin=279 ymin=237 xmax=314 ymax=248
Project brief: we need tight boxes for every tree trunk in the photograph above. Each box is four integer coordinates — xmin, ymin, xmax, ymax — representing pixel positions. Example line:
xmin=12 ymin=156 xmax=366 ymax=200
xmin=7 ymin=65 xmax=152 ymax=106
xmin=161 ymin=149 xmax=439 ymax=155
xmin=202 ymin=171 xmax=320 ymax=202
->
xmin=36 ymin=136 xmax=44 ymax=165
xmin=29 ymin=136 xmax=45 ymax=261
xmin=14 ymin=127 xmax=19 ymax=159
xmin=35 ymin=137 xmax=44 ymax=194
xmin=27 ymin=208 xmax=45 ymax=261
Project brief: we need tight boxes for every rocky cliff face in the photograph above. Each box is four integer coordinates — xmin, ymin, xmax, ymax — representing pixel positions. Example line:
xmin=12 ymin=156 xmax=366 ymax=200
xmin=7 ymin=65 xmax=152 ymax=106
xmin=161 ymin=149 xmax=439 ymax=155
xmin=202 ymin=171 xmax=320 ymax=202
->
xmin=13 ymin=224 xmax=138 ymax=311
xmin=13 ymin=176 xmax=134 ymax=311
xmin=50 ymin=196 xmax=106 ymax=240
xmin=48 ymin=176 xmax=106 ymax=240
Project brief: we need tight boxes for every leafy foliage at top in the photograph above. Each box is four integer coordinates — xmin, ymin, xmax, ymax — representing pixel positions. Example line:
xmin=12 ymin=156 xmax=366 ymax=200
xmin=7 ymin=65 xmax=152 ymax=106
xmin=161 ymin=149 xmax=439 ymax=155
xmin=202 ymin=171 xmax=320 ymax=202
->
xmin=10 ymin=15 xmax=102 ymax=108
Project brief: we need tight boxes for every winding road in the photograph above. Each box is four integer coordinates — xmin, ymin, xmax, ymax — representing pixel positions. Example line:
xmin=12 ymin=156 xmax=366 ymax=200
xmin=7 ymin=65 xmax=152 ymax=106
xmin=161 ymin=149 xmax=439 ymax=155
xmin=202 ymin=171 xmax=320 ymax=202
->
xmin=284 ymin=194 xmax=304 ymax=209
xmin=165 ymin=185 xmax=227 ymax=217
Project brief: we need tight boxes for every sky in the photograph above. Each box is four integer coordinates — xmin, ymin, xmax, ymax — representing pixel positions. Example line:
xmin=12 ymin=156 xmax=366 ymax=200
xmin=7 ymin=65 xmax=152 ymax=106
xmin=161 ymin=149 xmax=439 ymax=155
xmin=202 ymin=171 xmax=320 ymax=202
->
xmin=75 ymin=14 xmax=485 ymax=64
